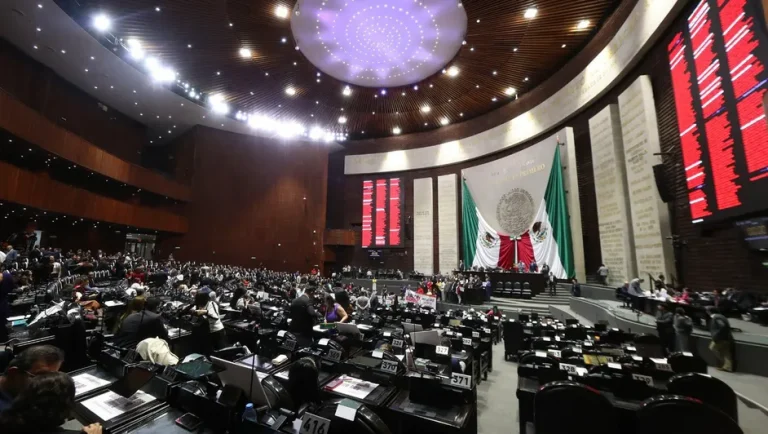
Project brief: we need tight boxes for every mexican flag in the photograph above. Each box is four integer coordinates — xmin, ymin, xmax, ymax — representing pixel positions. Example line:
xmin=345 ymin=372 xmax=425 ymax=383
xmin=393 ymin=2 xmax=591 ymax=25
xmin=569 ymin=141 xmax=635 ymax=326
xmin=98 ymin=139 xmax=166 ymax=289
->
xmin=461 ymin=146 xmax=574 ymax=278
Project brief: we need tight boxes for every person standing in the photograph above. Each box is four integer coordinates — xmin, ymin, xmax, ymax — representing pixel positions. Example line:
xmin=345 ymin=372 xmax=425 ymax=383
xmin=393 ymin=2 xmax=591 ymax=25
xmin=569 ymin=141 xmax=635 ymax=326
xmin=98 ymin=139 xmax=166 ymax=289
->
xmin=458 ymin=259 xmax=464 ymax=271
xmin=548 ymin=272 xmax=557 ymax=295
xmin=540 ymin=263 xmax=550 ymax=276
xmin=706 ymin=306 xmax=734 ymax=372
xmin=570 ymin=278 xmax=581 ymax=297
xmin=655 ymin=304 xmax=675 ymax=355
xmin=597 ymin=264 xmax=609 ymax=285
xmin=482 ymin=276 xmax=492 ymax=301
xmin=290 ymin=285 xmax=318 ymax=347
xmin=673 ymin=307 xmax=693 ymax=353
xmin=0 ymin=267 xmax=16 ymax=343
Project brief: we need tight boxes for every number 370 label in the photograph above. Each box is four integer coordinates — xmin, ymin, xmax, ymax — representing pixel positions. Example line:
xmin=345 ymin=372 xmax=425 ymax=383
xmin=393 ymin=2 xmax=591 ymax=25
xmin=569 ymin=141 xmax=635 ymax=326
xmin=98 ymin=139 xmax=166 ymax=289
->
xmin=300 ymin=412 xmax=331 ymax=434
xmin=451 ymin=373 xmax=472 ymax=389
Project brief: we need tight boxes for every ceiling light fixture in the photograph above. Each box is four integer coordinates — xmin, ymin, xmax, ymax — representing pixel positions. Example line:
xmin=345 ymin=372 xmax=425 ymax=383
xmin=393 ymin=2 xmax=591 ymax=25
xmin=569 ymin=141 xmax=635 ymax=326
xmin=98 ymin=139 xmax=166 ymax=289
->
xmin=285 ymin=86 xmax=296 ymax=96
xmin=209 ymin=94 xmax=230 ymax=115
xmin=447 ymin=66 xmax=460 ymax=77
xmin=381 ymin=89 xmax=387 ymax=95
xmin=239 ymin=47 xmax=252 ymax=58
xmin=513 ymin=47 xmax=518 ymax=52
xmin=577 ymin=19 xmax=590 ymax=30
xmin=524 ymin=77 xmax=529 ymax=81
xmin=342 ymin=85 xmax=352 ymax=97
xmin=275 ymin=5 xmax=290 ymax=19
xmin=421 ymin=105 xmax=431 ymax=113
xmin=562 ymin=44 xmax=567 ymax=48
xmin=505 ymin=87 xmax=516 ymax=96
xmin=92 ymin=13 xmax=112 ymax=32
xmin=524 ymin=8 xmax=538 ymax=19
xmin=393 ymin=127 xmax=401 ymax=135
xmin=338 ymin=116 xmax=347 ymax=124
xmin=440 ymin=117 xmax=449 ymax=126
xmin=126 ymin=39 xmax=145 ymax=60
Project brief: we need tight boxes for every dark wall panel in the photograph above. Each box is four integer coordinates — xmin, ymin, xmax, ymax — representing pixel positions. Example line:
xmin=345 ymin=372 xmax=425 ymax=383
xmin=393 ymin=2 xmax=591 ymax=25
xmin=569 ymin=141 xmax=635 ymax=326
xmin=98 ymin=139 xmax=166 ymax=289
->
xmin=328 ymin=2 xmax=768 ymax=292
xmin=161 ymin=126 xmax=329 ymax=271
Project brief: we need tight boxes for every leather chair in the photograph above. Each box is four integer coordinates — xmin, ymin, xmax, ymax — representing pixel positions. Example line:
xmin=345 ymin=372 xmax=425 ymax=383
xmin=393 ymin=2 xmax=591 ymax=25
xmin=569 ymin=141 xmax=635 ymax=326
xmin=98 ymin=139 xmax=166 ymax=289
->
xmin=637 ymin=395 xmax=742 ymax=434
xmin=494 ymin=282 xmax=504 ymax=296
xmin=314 ymin=398 xmax=392 ymax=434
xmin=502 ymin=320 xmax=524 ymax=361
xmin=667 ymin=373 xmax=738 ymax=422
xmin=512 ymin=282 xmax=523 ymax=298
xmin=667 ymin=352 xmax=707 ymax=374
xmin=530 ymin=312 xmax=539 ymax=322
xmin=503 ymin=281 xmax=513 ymax=297
xmin=633 ymin=333 xmax=665 ymax=359
xmin=534 ymin=381 xmax=618 ymax=434
xmin=522 ymin=282 xmax=532 ymax=299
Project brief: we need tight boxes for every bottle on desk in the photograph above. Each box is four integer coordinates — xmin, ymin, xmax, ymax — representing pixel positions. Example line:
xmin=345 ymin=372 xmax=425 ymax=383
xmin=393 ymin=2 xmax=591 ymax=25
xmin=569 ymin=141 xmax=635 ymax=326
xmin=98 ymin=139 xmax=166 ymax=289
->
xmin=243 ymin=403 xmax=258 ymax=422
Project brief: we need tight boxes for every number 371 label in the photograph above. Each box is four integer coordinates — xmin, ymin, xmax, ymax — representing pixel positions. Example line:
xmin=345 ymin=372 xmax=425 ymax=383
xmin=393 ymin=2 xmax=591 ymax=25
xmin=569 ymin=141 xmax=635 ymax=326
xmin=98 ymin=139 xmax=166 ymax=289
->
xmin=450 ymin=373 xmax=472 ymax=389
xmin=300 ymin=412 xmax=331 ymax=434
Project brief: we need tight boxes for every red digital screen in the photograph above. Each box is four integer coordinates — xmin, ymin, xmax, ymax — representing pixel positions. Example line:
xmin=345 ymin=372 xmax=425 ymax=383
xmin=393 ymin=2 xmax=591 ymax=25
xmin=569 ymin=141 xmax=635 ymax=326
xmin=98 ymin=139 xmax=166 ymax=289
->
xmin=361 ymin=178 xmax=404 ymax=247
xmin=667 ymin=0 xmax=768 ymax=224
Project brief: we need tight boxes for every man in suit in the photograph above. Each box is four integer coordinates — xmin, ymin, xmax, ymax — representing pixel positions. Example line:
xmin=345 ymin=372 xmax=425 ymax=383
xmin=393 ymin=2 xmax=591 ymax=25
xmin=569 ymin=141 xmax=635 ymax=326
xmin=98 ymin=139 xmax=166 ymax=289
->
xmin=113 ymin=297 xmax=169 ymax=348
xmin=655 ymin=304 xmax=675 ymax=355
xmin=290 ymin=285 xmax=319 ymax=347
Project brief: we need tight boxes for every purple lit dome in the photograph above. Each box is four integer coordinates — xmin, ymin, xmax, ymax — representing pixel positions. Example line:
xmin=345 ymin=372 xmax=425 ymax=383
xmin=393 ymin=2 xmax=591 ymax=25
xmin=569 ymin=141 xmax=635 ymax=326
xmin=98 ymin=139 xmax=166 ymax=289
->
xmin=291 ymin=0 xmax=468 ymax=88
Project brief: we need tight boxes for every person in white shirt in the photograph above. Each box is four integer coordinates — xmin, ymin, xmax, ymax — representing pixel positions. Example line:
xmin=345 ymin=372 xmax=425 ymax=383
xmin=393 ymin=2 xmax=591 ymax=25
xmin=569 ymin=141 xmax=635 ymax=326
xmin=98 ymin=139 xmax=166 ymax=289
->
xmin=0 ymin=249 xmax=5 ymax=264
xmin=50 ymin=256 xmax=62 ymax=279
xmin=193 ymin=291 xmax=226 ymax=352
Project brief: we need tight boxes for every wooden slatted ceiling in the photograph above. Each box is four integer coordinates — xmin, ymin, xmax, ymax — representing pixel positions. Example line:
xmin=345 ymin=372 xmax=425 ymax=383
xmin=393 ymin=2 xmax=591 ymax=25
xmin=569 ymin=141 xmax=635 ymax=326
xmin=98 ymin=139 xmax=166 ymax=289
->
xmin=56 ymin=0 xmax=622 ymax=140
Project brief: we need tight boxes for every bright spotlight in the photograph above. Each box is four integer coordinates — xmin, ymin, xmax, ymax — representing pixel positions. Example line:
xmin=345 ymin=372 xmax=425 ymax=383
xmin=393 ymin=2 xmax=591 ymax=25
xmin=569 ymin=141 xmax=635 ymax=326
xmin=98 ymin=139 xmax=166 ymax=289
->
xmin=505 ymin=87 xmax=516 ymax=96
xmin=524 ymin=8 xmax=538 ymax=19
xmin=144 ymin=57 xmax=160 ymax=72
xmin=275 ymin=5 xmax=289 ymax=19
xmin=338 ymin=116 xmax=347 ymax=124
xmin=447 ymin=66 xmax=459 ymax=77
xmin=309 ymin=126 xmax=324 ymax=141
xmin=324 ymin=132 xmax=335 ymax=142
xmin=209 ymin=94 xmax=230 ymax=115
xmin=342 ymin=85 xmax=352 ymax=97
xmin=126 ymin=39 xmax=145 ymax=60
xmin=393 ymin=127 xmax=402 ymax=135
xmin=420 ymin=105 xmax=431 ymax=113
xmin=285 ymin=86 xmax=296 ymax=96
xmin=440 ymin=117 xmax=449 ymax=126
xmin=151 ymin=66 xmax=176 ymax=83
xmin=577 ymin=20 xmax=590 ymax=30
xmin=239 ymin=47 xmax=252 ymax=58
xmin=92 ymin=13 xmax=112 ymax=32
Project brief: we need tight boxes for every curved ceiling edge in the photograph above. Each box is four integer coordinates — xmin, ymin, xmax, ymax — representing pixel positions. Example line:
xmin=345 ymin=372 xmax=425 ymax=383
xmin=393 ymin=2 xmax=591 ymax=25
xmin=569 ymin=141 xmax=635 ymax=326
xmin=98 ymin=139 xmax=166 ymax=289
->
xmin=344 ymin=0 xmax=686 ymax=175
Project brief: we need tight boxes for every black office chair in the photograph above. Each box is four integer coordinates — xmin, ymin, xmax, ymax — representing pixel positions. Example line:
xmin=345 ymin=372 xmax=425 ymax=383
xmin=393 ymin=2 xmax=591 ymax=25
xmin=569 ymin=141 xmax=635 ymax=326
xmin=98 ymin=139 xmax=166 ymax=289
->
xmin=530 ymin=312 xmax=539 ymax=322
xmin=637 ymin=395 xmax=742 ymax=434
xmin=314 ymin=399 xmax=392 ymax=434
xmin=494 ymin=282 xmax=504 ymax=296
xmin=262 ymin=376 xmax=293 ymax=409
xmin=633 ymin=334 xmax=665 ymax=359
xmin=564 ymin=326 xmax=587 ymax=341
xmin=667 ymin=352 xmax=707 ymax=374
xmin=519 ymin=313 xmax=530 ymax=323
xmin=522 ymin=282 xmax=532 ymax=299
xmin=503 ymin=320 xmax=524 ymax=361
xmin=667 ymin=373 xmax=738 ymax=422
xmin=512 ymin=282 xmax=522 ymax=298
xmin=534 ymin=381 xmax=619 ymax=434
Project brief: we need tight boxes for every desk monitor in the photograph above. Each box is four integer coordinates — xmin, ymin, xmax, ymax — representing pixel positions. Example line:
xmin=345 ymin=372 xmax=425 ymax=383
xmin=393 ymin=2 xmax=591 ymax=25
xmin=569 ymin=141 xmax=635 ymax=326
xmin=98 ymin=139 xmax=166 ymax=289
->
xmin=411 ymin=330 xmax=440 ymax=347
xmin=110 ymin=366 xmax=154 ymax=398
xmin=402 ymin=323 xmax=423 ymax=333
xmin=211 ymin=356 xmax=271 ymax=407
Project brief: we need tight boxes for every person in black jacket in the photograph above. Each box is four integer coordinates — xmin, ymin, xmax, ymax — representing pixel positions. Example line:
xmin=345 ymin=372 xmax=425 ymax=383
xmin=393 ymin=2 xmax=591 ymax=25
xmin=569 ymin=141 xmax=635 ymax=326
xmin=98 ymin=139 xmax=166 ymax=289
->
xmin=113 ymin=297 xmax=168 ymax=348
xmin=655 ymin=304 xmax=675 ymax=355
xmin=290 ymin=286 xmax=319 ymax=347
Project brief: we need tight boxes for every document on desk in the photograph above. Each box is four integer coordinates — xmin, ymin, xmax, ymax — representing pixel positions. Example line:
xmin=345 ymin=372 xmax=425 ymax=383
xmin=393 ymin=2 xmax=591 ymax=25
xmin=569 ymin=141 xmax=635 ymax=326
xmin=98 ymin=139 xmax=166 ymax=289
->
xmin=104 ymin=301 xmax=125 ymax=307
xmin=80 ymin=390 xmax=156 ymax=421
xmin=327 ymin=375 xmax=378 ymax=400
xmin=73 ymin=373 xmax=111 ymax=396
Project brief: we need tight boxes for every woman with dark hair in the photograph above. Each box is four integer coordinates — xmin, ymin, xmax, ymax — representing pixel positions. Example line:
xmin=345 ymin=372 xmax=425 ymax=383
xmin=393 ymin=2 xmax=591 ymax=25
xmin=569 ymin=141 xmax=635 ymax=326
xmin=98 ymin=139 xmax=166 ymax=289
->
xmin=323 ymin=295 xmax=348 ymax=324
xmin=113 ymin=296 xmax=146 ymax=334
xmin=334 ymin=291 xmax=353 ymax=317
xmin=286 ymin=357 xmax=321 ymax=411
xmin=230 ymin=286 xmax=246 ymax=310
xmin=0 ymin=371 xmax=102 ymax=433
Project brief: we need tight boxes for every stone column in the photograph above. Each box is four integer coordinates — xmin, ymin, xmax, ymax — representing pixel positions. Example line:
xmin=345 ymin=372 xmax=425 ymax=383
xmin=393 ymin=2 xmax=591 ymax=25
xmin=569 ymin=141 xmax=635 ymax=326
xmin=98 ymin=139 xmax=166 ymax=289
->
xmin=413 ymin=177 xmax=434 ymax=275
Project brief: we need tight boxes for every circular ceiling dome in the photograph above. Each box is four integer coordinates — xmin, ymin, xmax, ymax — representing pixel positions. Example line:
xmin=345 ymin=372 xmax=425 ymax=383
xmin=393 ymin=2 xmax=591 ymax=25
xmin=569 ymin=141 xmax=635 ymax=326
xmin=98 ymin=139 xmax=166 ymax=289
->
xmin=291 ymin=0 xmax=468 ymax=88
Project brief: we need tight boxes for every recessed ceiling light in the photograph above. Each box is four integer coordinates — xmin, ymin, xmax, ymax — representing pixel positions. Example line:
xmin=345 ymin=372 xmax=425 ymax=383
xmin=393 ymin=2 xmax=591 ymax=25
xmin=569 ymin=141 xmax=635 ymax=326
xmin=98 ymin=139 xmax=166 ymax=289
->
xmin=470 ymin=47 xmax=475 ymax=51
xmin=338 ymin=116 xmax=347 ymax=124
xmin=92 ymin=13 xmax=112 ymax=32
xmin=475 ymin=84 xmax=480 ymax=88
xmin=90 ymin=56 xmax=95 ymax=60
xmin=33 ymin=45 xmax=38 ymax=49
xmin=36 ymin=27 xmax=41 ymax=32
xmin=216 ymin=71 xmax=221 ymax=75
xmin=491 ymin=97 xmax=497 ymax=102
xmin=187 ymin=44 xmax=192 ymax=48
xmin=462 ymin=40 xmax=466 ymax=45
xmin=229 ymin=23 xmax=233 ymax=27
xmin=447 ymin=66 xmax=459 ymax=77
xmin=281 ymin=37 xmax=287 ymax=43
xmin=513 ymin=47 xmax=518 ymax=52
xmin=421 ymin=105 xmax=431 ymax=113
xmin=275 ymin=5 xmax=290 ymax=19
xmin=562 ymin=44 xmax=567 ymax=48
xmin=460 ymin=112 xmax=464 ymax=117
xmin=381 ymin=89 xmax=387 ymax=95
xmin=342 ymin=85 xmax=352 ymax=96
xmin=316 ymin=79 xmax=321 ymax=83
xmin=401 ymin=92 xmax=406 ymax=96
xmin=476 ymin=19 xmax=480 ymax=23
xmin=505 ymin=87 xmax=516 ymax=96
xmin=239 ymin=48 xmax=252 ymax=58
xmin=524 ymin=8 xmax=538 ymax=19
xmin=429 ymin=84 xmax=434 ymax=88
xmin=524 ymin=77 xmax=529 ymax=81
xmin=265 ymin=72 xmax=269 ymax=76
xmin=155 ymin=7 xmax=161 ymax=12
xmin=424 ymin=123 xmax=428 ymax=126
xmin=393 ymin=127 xmax=401 ymax=135
xmin=126 ymin=39 xmax=145 ymax=60
xmin=94 ymin=86 xmax=98 ymax=89
xmin=577 ymin=19 xmax=590 ymax=30
xmin=492 ymin=70 xmax=497 ymax=76
xmin=440 ymin=117 xmax=449 ymax=126
xmin=295 ymin=46 xmax=300 ymax=51
xmin=38 ymin=4 xmax=43 ymax=8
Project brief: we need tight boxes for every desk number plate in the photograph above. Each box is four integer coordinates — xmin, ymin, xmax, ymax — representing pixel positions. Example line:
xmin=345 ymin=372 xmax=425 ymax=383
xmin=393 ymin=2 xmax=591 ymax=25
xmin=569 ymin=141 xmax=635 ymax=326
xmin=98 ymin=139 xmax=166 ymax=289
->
xmin=472 ymin=331 xmax=480 ymax=338
xmin=548 ymin=349 xmax=562 ymax=359
xmin=451 ymin=373 xmax=472 ymax=389
xmin=483 ymin=328 xmax=491 ymax=334
xmin=560 ymin=363 xmax=578 ymax=374
xmin=524 ymin=329 xmax=533 ymax=335
xmin=327 ymin=349 xmax=342 ymax=362
xmin=632 ymin=374 xmax=654 ymax=386
xmin=392 ymin=339 xmax=404 ymax=348
xmin=300 ymin=412 xmax=331 ymax=434
xmin=406 ymin=318 xmax=412 ymax=323
xmin=435 ymin=345 xmax=450 ymax=356
xmin=655 ymin=362 xmax=673 ymax=372
xmin=380 ymin=360 xmax=399 ymax=374
xmin=462 ymin=338 xmax=473 ymax=346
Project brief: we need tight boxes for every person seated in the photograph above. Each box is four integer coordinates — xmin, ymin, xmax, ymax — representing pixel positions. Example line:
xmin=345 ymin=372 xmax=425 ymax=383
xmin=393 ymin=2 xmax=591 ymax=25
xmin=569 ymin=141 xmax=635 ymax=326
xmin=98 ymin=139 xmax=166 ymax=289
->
xmin=286 ymin=357 xmax=321 ymax=411
xmin=0 ymin=371 xmax=102 ymax=434
xmin=678 ymin=287 xmax=692 ymax=303
xmin=113 ymin=296 xmax=146 ymax=333
xmin=0 ymin=345 xmax=64 ymax=411
xmin=113 ymin=297 xmax=169 ymax=348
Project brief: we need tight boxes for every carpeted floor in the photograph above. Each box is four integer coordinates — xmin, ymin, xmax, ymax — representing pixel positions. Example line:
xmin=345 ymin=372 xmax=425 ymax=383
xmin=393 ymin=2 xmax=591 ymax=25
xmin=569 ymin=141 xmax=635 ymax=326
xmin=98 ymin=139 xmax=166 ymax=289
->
xmin=478 ymin=342 xmax=768 ymax=434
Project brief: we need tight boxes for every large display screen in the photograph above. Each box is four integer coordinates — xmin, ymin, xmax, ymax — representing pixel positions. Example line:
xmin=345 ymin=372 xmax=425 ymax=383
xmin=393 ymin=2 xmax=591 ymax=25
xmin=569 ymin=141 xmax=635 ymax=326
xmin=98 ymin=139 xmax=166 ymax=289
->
xmin=667 ymin=0 xmax=768 ymax=224
xmin=361 ymin=178 xmax=403 ymax=247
